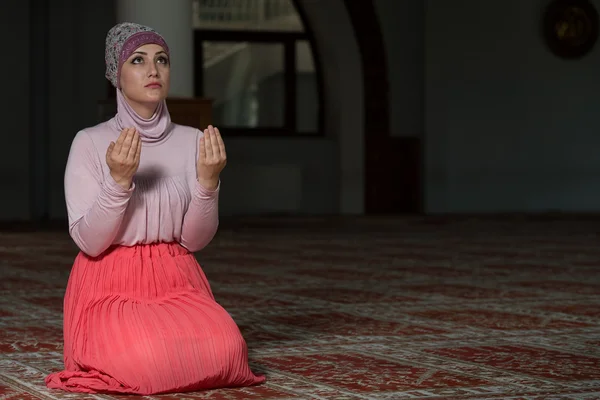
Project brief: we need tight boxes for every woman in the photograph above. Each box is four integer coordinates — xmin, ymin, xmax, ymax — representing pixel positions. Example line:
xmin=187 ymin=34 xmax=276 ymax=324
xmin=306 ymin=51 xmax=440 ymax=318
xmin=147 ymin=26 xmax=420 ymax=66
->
xmin=44 ymin=22 xmax=265 ymax=395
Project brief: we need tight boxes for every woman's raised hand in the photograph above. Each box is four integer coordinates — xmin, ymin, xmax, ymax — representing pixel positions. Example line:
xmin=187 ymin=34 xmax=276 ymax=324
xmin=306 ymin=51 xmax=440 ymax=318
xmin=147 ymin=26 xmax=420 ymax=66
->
xmin=106 ymin=128 xmax=141 ymax=190
xmin=197 ymin=125 xmax=226 ymax=191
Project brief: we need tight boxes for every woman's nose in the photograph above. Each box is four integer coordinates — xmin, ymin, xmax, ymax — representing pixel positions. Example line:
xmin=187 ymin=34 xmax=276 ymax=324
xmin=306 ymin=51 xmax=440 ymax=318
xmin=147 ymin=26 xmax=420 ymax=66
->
xmin=148 ymin=63 xmax=158 ymax=77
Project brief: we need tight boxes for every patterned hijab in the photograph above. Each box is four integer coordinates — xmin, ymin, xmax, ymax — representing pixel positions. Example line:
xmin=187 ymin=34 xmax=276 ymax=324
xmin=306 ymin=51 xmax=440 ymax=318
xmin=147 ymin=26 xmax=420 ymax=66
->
xmin=105 ymin=22 xmax=170 ymax=89
xmin=105 ymin=22 xmax=172 ymax=143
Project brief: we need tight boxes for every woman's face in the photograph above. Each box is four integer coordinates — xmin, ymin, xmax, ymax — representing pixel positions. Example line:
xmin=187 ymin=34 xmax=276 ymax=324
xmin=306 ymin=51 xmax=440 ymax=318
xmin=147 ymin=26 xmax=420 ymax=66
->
xmin=120 ymin=43 xmax=170 ymax=110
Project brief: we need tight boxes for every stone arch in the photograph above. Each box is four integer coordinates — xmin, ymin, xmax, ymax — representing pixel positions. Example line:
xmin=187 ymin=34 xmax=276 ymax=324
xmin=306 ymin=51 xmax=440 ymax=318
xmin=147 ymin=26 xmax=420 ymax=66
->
xmin=295 ymin=0 xmax=405 ymax=214
xmin=342 ymin=0 xmax=397 ymax=214
xmin=294 ymin=0 xmax=365 ymax=214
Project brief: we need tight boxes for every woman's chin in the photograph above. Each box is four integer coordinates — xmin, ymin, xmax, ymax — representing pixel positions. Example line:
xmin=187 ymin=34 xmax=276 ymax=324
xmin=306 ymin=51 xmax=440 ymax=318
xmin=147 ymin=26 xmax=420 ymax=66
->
xmin=145 ymin=90 xmax=167 ymax=101
xmin=135 ymin=94 xmax=166 ymax=106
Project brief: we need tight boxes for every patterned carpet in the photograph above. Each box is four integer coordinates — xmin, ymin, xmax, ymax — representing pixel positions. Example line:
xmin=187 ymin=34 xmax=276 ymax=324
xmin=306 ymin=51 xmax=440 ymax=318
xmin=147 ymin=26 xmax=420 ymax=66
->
xmin=1 ymin=215 xmax=600 ymax=399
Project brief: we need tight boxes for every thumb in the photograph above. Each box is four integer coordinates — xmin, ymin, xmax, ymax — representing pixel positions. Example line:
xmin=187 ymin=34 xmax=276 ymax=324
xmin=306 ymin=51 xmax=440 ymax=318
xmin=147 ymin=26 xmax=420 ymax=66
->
xmin=106 ymin=142 xmax=115 ymax=157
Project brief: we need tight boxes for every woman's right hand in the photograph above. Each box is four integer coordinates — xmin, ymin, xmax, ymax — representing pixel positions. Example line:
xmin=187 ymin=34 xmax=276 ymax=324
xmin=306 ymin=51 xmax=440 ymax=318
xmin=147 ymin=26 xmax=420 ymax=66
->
xmin=106 ymin=128 xmax=141 ymax=190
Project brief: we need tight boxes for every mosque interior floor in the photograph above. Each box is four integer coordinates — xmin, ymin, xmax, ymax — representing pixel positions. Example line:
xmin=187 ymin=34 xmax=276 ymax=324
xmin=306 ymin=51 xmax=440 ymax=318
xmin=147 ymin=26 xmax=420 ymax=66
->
xmin=1 ymin=215 xmax=599 ymax=399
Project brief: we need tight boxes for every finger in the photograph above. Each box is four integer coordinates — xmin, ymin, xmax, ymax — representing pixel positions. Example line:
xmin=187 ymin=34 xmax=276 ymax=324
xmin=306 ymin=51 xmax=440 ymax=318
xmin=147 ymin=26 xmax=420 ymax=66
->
xmin=114 ymin=128 xmax=129 ymax=154
xmin=106 ymin=142 xmax=115 ymax=159
xmin=204 ymin=128 xmax=214 ymax=159
xmin=134 ymin=134 xmax=142 ymax=165
xmin=199 ymin=136 xmax=206 ymax=162
xmin=121 ymin=129 xmax=134 ymax=155
xmin=215 ymin=128 xmax=226 ymax=159
xmin=210 ymin=127 xmax=221 ymax=157
xmin=128 ymin=130 xmax=140 ymax=160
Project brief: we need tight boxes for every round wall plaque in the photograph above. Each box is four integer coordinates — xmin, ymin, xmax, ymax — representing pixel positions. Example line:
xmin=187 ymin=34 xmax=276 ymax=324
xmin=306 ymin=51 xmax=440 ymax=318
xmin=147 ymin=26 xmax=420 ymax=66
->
xmin=543 ymin=0 xmax=599 ymax=59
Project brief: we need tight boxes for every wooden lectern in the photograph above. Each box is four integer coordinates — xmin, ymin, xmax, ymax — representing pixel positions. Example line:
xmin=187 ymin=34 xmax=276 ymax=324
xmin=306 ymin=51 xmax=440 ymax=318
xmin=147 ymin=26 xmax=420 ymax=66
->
xmin=165 ymin=98 xmax=213 ymax=131
xmin=97 ymin=97 xmax=213 ymax=131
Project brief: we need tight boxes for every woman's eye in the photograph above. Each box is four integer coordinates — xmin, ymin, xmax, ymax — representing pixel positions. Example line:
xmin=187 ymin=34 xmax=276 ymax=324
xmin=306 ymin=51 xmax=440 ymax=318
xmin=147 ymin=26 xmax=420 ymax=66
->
xmin=132 ymin=57 xmax=143 ymax=64
xmin=158 ymin=57 xmax=169 ymax=64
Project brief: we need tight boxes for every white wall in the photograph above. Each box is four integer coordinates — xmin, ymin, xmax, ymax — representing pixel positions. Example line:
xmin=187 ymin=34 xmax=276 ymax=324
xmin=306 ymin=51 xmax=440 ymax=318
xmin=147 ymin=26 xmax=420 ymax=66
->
xmin=0 ymin=0 xmax=30 ymax=220
xmin=425 ymin=0 xmax=600 ymax=213
xmin=374 ymin=0 xmax=600 ymax=213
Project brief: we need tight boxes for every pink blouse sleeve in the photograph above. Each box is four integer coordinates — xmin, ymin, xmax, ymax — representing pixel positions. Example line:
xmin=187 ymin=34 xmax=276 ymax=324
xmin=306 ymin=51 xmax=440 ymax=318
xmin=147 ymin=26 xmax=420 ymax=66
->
xmin=179 ymin=181 xmax=220 ymax=253
xmin=64 ymin=131 xmax=135 ymax=257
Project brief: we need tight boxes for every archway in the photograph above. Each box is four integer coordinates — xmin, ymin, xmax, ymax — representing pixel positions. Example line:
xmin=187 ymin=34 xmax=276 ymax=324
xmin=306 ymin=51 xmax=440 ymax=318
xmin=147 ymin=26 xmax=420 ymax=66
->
xmin=294 ymin=0 xmax=365 ymax=214
xmin=297 ymin=0 xmax=421 ymax=214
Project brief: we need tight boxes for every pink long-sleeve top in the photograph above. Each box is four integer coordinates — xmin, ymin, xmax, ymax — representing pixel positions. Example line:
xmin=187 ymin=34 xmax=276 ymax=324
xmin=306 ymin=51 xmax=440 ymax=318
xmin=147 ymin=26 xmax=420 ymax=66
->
xmin=64 ymin=91 xmax=219 ymax=257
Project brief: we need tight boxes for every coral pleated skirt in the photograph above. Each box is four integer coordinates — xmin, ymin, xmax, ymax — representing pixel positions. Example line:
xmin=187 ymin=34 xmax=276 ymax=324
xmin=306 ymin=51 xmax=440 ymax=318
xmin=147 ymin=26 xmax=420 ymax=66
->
xmin=45 ymin=242 xmax=265 ymax=395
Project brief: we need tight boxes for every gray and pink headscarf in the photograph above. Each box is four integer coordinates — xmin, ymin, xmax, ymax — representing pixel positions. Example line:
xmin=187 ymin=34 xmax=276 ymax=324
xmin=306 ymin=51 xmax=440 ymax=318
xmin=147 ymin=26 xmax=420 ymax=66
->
xmin=105 ymin=22 xmax=170 ymax=88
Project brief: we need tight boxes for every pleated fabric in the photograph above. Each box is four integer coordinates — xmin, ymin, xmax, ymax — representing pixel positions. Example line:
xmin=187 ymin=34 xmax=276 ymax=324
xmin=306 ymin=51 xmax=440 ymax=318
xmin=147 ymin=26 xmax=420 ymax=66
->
xmin=45 ymin=243 xmax=265 ymax=395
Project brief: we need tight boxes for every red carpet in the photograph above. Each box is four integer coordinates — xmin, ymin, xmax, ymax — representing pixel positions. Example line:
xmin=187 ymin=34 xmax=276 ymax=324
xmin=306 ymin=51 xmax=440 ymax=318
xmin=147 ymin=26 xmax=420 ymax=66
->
xmin=1 ymin=216 xmax=600 ymax=399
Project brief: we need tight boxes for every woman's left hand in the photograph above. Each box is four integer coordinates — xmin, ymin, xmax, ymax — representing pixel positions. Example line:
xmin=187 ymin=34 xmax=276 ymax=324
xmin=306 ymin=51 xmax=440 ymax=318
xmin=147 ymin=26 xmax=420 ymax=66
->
xmin=197 ymin=125 xmax=227 ymax=191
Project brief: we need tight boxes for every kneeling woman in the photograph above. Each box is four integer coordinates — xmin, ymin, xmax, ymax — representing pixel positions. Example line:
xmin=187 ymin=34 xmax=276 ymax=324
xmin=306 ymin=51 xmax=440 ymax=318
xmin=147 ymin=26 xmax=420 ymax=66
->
xmin=44 ymin=22 xmax=265 ymax=395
